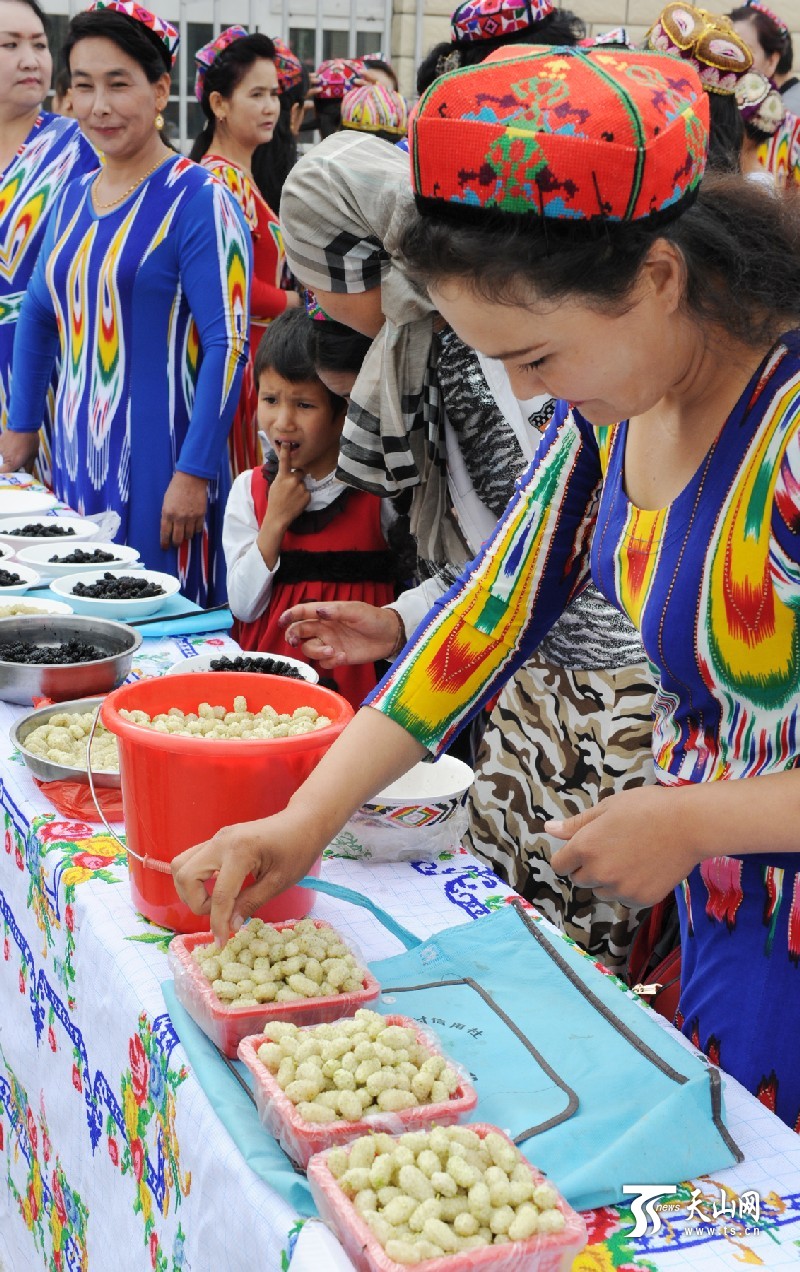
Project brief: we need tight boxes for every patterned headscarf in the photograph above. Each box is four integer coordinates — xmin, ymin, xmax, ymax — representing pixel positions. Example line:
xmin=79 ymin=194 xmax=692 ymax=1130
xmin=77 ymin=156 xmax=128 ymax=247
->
xmin=194 ymin=25 xmax=248 ymax=101
xmin=644 ymin=4 xmax=753 ymax=95
xmin=735 ymin=67 xmax=786 ymax=132
xmin=341 ymin=84 xmax=409 ymax=136
xmin=272 ymin=37 xmax=303 ymax=92
xmin=410 ymin=45 xmax=710 ymax=222
xmin=315 ymin=58 xmax=364 ymax=99
xmin=87 ymin=0 xmax=179 ymax=65
xmin=451 ymin=0 xmax=554 ymax=43
xmin=281 ymin=132 xmax=456 ymax=564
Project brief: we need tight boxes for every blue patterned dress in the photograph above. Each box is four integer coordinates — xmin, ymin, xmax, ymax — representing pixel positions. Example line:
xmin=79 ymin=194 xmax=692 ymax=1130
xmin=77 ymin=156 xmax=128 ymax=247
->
xmin=369 ymin=333 xmax=800 ymax=1128
xmin=9 ymin=155 xmax=251 ymax=604
xmin=0 ymin=112 xmax=97 ymax=484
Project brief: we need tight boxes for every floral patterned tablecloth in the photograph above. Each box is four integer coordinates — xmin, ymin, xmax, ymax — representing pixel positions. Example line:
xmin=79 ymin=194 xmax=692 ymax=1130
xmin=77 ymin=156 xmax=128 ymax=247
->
xmin=1 ymin=631 xmax=800 ymax=1272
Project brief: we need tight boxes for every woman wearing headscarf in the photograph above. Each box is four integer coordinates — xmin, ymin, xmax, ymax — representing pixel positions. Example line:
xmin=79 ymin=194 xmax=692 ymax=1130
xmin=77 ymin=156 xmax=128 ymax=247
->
xmin=1 ymin=1 xmax=251 ymax=604
xmin=176 ymin=45 xmax=800 ymax=1128
xmin=0 ymin=0 xmax=96 ymax=483
xmin=279 ymin=129 xmax=658 ymax=972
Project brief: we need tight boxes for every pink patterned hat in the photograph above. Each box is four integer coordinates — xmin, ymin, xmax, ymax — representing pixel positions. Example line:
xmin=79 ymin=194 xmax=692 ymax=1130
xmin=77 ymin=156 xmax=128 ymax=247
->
xmin=315 ymin=57 xmax=365 ymax=99
xmin=450 ymin=0 xmax=554 ymax=45
xmin=272 ymin=37 xmax=303 ymax=92
xmin=194 ymin=25 xmax=248 ymax=101
xmin=87 ymin=1 xmax=180 ymax=65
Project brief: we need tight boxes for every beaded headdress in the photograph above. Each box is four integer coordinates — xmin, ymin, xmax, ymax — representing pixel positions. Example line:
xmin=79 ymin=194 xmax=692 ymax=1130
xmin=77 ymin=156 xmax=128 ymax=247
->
xmin=194 ymin=25 xmax=249 ymax=101
xmin=644 ymin=4 xmax=753 ymax=95
xmin=450 ymin=0 xmax=554 ymax=44
xmin=315 ymin=58 xmax=364 ymax=100
xmin=272 ymin=37 xmax=303 ymax=92
xmin=87 ymin=1 xmax=179 ymax=65
xmin=410 ymin=45 xmax=710 ymax=224
xmin=745 ymin=2 xmax=789 ymax=37
xmin=735 ymin=68 xmax=786 ymax=132
xmin=341 ymin=84 xmax=409 ymax=136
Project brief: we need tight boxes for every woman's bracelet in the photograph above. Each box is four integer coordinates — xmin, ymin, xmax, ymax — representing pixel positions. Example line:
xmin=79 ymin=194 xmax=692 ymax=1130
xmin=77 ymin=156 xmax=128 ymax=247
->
xmin=386 ymin=607 xmax=407 ymax=660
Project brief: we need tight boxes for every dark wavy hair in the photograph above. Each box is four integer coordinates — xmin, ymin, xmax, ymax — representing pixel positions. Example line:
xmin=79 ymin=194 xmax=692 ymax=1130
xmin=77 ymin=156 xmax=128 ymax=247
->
xmin=311 ymin=318 xmax=372 ymax=375
xmin=416 ymin=9 xmax=585 ymax=95
xmin=252 ymin=60 xmax=310 ymax=212
xmin=398 ymin=174 xmax=800 ymax=346
xmin=190 ymin=33 xmax=277 ymax=162
xmin=729 ymin=4 xmax=793 ymax=76
xmin=707 ymin=92 xmax=744 ymax=172
xmin=63 ymin=8 xmax=171 ymax=80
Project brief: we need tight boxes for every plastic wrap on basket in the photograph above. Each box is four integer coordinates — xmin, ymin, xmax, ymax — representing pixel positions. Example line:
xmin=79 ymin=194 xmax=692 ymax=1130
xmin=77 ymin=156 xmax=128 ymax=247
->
xmin=237 ymin=1014 xmax=478 ymax=1168
xmin=168 ymin=920 xmax=381 ymax=1057
xmin=307 ymin=1123 xmax=588 ymax=1272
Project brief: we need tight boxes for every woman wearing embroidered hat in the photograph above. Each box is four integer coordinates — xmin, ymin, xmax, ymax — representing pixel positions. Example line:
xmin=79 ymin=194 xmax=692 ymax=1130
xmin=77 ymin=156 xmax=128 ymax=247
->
xmin=736 ymin=66 xmax=789 ymax=178
xmin=174 ymin=45 xmax=800 ymax=1127
xmin=730 ymin=2 xmax=800 ymax=112
xmin=0 ymin=0 xmax=96 ymax=485
xmin=644 ymin=3 xmax=753 ymax=170
xmin=314 ymin=57 xmax=365 ymax=138
xmin=252 ymin=37 xmax=308 ymax=215
xmin=341 ymin=82 xmax=409 ymax=142
xmin=1 ymin=1 xmax=251 ymax=604
xmin=416 ymin=0 xmax=585 ymax=94
xmin=190 ymin=26 xmax=298 ymax=478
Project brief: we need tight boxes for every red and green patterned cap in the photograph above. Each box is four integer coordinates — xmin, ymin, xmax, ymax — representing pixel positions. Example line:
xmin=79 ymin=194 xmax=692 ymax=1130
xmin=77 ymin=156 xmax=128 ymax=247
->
xmin=87 ymin=1 xmax=180 ymax=65
xmin=409 ymin=45 xmax=709 ymax=223
xmin=451 ymin=0 xmax=554 ymax=45
xmin=272 ymin=37 xmax=303 ymax=92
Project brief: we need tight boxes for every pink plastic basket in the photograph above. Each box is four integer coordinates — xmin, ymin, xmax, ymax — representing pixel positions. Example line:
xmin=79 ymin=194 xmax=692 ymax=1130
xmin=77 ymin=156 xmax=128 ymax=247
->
xmin=168 ymin=919 xmax=380 ymax=1057
xmin=307 ymin=1124 xmax=588 ymax=1272
xmin=237 ymin=1014 xmax=478 ymax=1167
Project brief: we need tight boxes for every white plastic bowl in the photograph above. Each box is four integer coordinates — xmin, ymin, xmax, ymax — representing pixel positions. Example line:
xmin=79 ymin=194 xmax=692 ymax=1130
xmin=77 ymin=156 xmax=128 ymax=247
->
xmin=0 ymin=514 xmax=97 ymax=551
xmin=51 ymin=567 xmax=180 ymax=619
xmin=0 ymin=597 xmax=73 ymax=618
xmin=0 ymin=562 xmax=41 ymax=595
xmin=164 ymin=651 xmax=319 ymax=682
xmin=16 ymin=541 xmax=141 ymax=579
xmin=330 ymin=755 xmax=475 ymax=862
xmin=0 ymin=488 xmax=59 ymax=519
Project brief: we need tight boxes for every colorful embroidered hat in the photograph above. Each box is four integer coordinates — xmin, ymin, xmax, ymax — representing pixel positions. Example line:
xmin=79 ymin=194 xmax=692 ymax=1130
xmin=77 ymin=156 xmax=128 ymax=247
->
xmin=644 ymin=5 xmax=753 ymax=95
xmin=409 ymin=45 xmax=710 ymax=223
xmin=304 ymin=288 xmax=331 ymax=322
xmin=194 ymin=26 xmax=250 ymax=101
xmin=87 ymin=0 xmax=179 ymax=65
xmin=735 ymin=67 xmax=786 ymax=131
xmin=745 ymin=2 xmax=789 ymax=37
xmin=341 ymin=83 xmax=409 ymax=136
xmin=272 ymin=37 xmax=303 ymax=92
xmin=315 ymin=58 xmax=364 ymax=99
xmin=451 ymin=0 xmax=554 ymax=44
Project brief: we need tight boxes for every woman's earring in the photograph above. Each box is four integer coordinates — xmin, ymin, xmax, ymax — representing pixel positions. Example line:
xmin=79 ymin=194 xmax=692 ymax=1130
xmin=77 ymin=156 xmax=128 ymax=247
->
xmin=155 ymin=112 xmax=165 ymax=131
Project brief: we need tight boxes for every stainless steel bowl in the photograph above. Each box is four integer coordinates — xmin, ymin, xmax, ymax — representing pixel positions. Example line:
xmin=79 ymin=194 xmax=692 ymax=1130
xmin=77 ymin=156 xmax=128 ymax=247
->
xmin=0 ymin=615 xmax=142 ymax=705
xmin=10 ymin=696 xmax=121 ymax=787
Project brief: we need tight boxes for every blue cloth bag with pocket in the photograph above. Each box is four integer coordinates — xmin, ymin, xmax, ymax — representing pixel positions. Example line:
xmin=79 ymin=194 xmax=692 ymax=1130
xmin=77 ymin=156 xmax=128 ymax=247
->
xmin=163 ymin=878 xmax=742 ymax=1214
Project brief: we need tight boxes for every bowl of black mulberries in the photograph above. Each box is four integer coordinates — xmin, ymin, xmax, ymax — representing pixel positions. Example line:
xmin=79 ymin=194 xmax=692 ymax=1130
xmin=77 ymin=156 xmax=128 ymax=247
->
xmin=164 ymin=651 xmax=319 ymax=682
xmin=0 ymin=615 xmax=142 ymax=704
xmin=51 ymin=568 xmax=180 ymax=619
xmin=0 ymin=562 xmax=41 ymax=595
xmin=16 ymin=541 xmax=141 ymax=580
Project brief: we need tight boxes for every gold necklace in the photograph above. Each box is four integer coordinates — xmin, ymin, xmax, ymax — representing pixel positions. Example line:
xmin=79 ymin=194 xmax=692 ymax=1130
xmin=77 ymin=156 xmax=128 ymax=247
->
xmin=93 ymin=155 xmax=168 ymax=210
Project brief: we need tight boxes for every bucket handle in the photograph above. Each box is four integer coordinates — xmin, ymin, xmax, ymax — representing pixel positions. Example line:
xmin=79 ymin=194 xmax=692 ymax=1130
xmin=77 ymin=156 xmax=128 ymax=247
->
xmin=87 ymin=702 xmax=173 ymax=876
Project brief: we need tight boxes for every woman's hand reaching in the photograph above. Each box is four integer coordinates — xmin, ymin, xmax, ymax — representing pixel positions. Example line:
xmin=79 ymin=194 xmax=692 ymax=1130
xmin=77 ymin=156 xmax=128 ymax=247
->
xmin=279 ymin=600 xmax=404 ymax=668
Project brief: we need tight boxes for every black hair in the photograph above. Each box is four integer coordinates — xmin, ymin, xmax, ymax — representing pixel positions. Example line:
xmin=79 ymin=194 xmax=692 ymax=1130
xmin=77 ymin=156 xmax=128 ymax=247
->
xmin=315 ymin=96 xmax=343 ymax=138
xmin=707 ymin=92 xmax=744 ymax=172
xmin=398 ymin=173 xmax=800 ymax=346
xmin=53 ymin=67 xmax=70 ymax=98
xmin=63 ymin=9 xmax=171 ymax=80
xmin=252 ymin=61 xmax=310 ymax=212
xmin=311 ymin=318 xmax=372 ymax=375
xmin=254 ymin=309 xmax=346 ymax=414
xmin=190 ymin=33 xmax=277 ymax=162
xmin=416 ymin=9 xmax=585 ymax=95
xmin=361 ymin=57 xmax=399 ymax=89
xmin=729 ymin=4 xmax=793 ymax=76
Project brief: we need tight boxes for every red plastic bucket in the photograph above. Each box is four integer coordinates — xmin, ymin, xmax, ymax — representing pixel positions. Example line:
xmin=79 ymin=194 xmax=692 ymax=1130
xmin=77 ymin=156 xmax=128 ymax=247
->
xmin=101 ymin=672 xmax=354 ymax=932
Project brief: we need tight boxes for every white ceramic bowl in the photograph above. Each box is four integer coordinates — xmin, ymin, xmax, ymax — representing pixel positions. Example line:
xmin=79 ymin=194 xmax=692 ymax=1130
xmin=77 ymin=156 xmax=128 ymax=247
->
xmin=51 ymin=567 xmax=180 ymax=619
xmin=0 ymin=597 xmax=73 ymax=618
xmin=0 ymin=562 xmax=41 ymax=595
xmin=329 ymin=755 xmax=475 ymax=863
xmin=164 ymin=651 xmax=319 ymax=683
xmin=0 ymin=488 xmax=59 ymax=518
xmin=0 ymin=514 xmax=97 ymax=552
xmin=16 ymin=541 xmax=141 ymax=580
